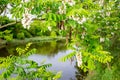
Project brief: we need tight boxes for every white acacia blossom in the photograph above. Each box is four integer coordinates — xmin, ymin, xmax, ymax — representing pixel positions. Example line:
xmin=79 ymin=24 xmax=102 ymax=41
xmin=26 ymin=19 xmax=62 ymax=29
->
xmin=21 ymin=0 xmax=30 ymax=3
xmin=69 ymin=15 xmax=87 ymax=24
xmin=106 ymin=12 xmax=110 ymax=16
xmin=100 ymin=37 xmax=105 ymax=43
xmin=21 ymin=13 xmax=33 ymax=29
xmin=58 ymin=0 xmax=75 ymax=14
xmin=99 ymin=0 xmax=104 ymax=6
xmin=72 ymin=16 xmax=79 ymax=21
xmin=81 ymin=32 xmax=85 ymax=39
xmin=48 ymin=26 xmax=52 ymax=31
xmin=63 ymin=0 xmax=75 ymax=6
xmin=76 ymin=52 xmax=82 ymax=67
xmin=40 ymin=11 xmax=45 ymax=15
xmin=78 ymin=17 xmax=86 ymax=24
xmin=58 ymin=2 xmax=66 ymax=14
xmin=21 ymin=8 xmax=34 ymax=29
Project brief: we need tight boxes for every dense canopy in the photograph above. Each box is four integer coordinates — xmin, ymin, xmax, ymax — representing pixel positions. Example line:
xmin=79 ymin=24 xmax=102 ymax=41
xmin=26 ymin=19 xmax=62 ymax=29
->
xmin=0 ymin=0 xmax=120 ymax=80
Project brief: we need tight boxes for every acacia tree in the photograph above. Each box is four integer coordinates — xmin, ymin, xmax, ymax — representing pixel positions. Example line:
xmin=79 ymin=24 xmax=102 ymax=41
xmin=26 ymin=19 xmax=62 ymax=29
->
xmin=0 ymin=0 xmax=120 ymax=75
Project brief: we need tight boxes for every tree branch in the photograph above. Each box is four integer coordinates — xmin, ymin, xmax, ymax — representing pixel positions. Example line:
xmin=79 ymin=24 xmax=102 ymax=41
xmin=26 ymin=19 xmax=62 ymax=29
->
xmin=0 ymin=18 xmax=45 ymax=29
xmin=0 ymin=22 xmax=17 ymax=29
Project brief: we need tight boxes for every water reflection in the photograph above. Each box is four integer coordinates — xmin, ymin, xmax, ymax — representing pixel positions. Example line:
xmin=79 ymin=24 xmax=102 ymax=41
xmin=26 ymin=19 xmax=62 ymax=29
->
xmin=0 ymin=40 xmax=67 ymax=57
xmin=74 ymin=62 xmax=87 ymax=80
xmin=28 ymin=50 xmax=77 ymax=80
xmin=30 ymin=41 xmax=67 ymax=57
xmin=0 ymin=47 xmax=10 ymax=57
xmin=0 ymin=40 xmax=86 ymax=80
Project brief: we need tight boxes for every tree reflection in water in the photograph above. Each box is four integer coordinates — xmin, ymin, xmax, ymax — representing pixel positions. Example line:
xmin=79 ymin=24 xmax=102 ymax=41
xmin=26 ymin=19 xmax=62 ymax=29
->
xmin=74 ymin=62 xmax=87 ymax=80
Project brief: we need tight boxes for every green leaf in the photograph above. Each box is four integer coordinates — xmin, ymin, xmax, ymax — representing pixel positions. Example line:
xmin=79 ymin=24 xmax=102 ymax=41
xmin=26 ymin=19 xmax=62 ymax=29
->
xmin=60 ymin=51 xmax=76 ymax=62
xmin=53 ymin=71 xmax=62 ymax=80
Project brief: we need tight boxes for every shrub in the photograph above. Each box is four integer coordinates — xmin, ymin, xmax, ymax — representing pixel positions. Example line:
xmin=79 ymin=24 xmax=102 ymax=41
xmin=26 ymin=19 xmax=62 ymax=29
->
xmin=17 ymin=32 xmax=25 ymax=40
xmin=50 ymin=31 xmax=57 ymax=38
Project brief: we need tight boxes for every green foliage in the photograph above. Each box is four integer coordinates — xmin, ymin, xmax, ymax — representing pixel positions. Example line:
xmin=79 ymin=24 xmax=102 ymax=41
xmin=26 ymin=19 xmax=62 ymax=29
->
xmin=50 ymin=31 xmax=57 ymax=38
xmin=58 ymin=30 xmax=67 ymax=37
xmin=86 ymin=40 xmax=120 ymax=80
xmin=58 ymin=0 xmax=119 ymax=72
xmin=17 ymin=32 xmax=25 ymax=40
xmin=0 ymin=0 xmax=8 ymax=14
xmin=0 ymin=16 xmax=33 ymax=40
xmin=29 ymin=20 xmax=50 ymax=36
xmin=16 ymin=43 xmax=32 ymax=56
xmin=60 ymin=51 xmax=76 ymax=62
xmin=0 ymin=43 xmax=61 ymax=80
xmin=0 ymin=0 xmax=120 ymax=79
xmin=0 ymin=30 xmax=13 ymax=41
xmin=0 ymin=16 xmax=12 ymax=25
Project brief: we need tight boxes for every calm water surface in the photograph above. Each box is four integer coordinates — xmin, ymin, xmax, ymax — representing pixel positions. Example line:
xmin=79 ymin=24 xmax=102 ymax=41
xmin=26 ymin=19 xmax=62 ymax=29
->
xmin=0 ymin=40 xmax=85 ymax=80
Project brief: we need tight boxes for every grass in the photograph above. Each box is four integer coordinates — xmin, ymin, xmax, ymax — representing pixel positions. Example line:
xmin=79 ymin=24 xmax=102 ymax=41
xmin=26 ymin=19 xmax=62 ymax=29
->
xmin=0 ymin=36 xmax=66 ymax=45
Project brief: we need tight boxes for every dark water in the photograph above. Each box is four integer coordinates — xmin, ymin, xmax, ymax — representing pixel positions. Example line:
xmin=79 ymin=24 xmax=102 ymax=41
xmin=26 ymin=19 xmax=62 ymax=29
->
xmin=0 ymin=40 xmax=86 ymax=80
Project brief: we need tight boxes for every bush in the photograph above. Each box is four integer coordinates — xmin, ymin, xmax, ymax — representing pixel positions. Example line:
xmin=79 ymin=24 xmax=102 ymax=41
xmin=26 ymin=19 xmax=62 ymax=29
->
xmin=17 ymin=32 xmax=25 ymax=40
xmin=50 ymin=31 xmax=57 ymax=38
xmin=0 ymin=30 xmax=13 ymax=41
xmin=29 ymin=20 xmax=51 ymax=36
xmin=23 ymin=30 xmax=32 ymax=38
xmin=3 ymin=34 xmax=13 ymax=41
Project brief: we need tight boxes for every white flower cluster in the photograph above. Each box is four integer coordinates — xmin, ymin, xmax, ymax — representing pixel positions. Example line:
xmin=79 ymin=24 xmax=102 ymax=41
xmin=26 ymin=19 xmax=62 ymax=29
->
xmin=58 ymin=2 xmax=66 ymax=14
xmin=76 ymin=52 xmax=82 ymax=67
xmin=21 ymin=9 xmax=33 ymax=29
xmin=21 ymin=0 xmax=30 ymax=3
xmin=63 ymin=0 xmax=75 ymax=6
xmin=69 ymin=15 xmax=87 ymax=24
xmin=81 ymin=31 xmax=86 ymax=39
xmin=48 ymin=26 xmax=52 ymax=31
xmin=106 ymin=12 xmax=110 ymax=16
xmin=58 ymin=0 xmax=75 ymax=14
xmin=40 ymin=11 xmax=45 ymax=15
xmin=100 ymin=37 xmax=105 ymax=43
xmin=111 ymin=32 xmax=114 ymax=35
xmin=99 ymin=0 xmax=104 ymax=6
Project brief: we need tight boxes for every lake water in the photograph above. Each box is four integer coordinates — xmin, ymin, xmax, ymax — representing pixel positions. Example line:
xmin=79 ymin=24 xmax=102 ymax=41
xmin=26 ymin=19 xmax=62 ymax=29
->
xmin=0 ymin=40 xmax=86 ymax=80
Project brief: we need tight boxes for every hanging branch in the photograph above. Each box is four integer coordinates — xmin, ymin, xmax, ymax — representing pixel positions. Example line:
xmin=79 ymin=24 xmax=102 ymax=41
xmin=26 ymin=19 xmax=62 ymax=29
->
xmin=0 ymin=18 xmax=46 ymax=29
xmin=0 ymin=22 xmax=16 ymax=29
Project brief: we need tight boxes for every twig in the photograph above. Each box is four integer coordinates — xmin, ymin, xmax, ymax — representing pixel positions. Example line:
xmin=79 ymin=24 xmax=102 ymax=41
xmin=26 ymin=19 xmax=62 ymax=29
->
xmin=0 ymin=22 xmax=16 ymax=29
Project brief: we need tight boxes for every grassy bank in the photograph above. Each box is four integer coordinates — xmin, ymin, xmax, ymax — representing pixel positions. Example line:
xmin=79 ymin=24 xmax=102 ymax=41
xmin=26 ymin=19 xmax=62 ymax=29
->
xmin=0 ymin=36 xmax=66 ymax=46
